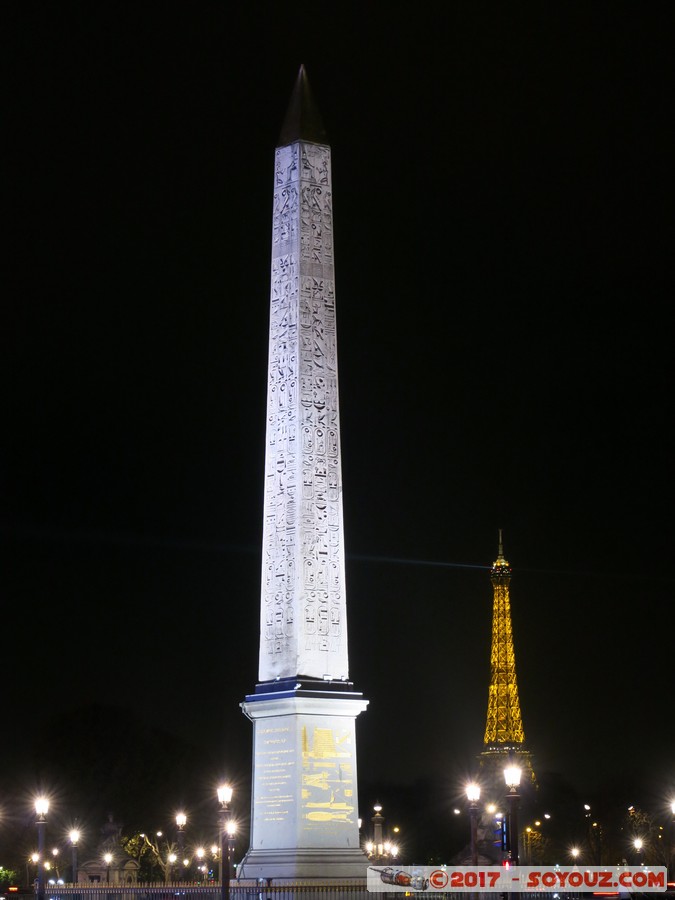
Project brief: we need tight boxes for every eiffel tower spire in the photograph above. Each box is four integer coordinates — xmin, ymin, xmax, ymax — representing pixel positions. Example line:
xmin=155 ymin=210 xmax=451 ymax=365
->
xmin=479 ymin=531 xmax=536 ymax=789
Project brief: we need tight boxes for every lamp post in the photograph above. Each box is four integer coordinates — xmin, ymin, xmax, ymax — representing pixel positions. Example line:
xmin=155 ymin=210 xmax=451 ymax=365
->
xmin=69 ymin=829 xmax=80 ymax=884
xmin=226 ymin=821 xmax=237 ymax=884
xmin=51 ymin=848 xmax=60 ymax=880
xmin=365 ymin=803 xmax=398 ymax=863
xmin=504 ymin=764 xmax=521 ymax=866
xmin=669 ymin=801 xmax=675 ymax=882
xmin=176 ymin=814 xmax=186 ymax=881
xmin=195 ymin=848 xmax=207 ymax=882
xmin=104 ymin=853 xmax=112 ymax=884
xmin=29 ymin=853 xmax=39 ymax=891
xmin=372 ymin=803 xmax=385 ymax=860
xmin=35 ymin=797 xmax=49 ymax=900
xmin=217 ymin=784 xmax=233 ymax=900
xmin=466 ymin=783 xmax=481 ymax=866
xmin=633 ymin=838 xmax=643 ymax=865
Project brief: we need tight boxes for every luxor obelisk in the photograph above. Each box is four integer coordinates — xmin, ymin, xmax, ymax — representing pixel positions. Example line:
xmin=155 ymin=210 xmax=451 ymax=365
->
xmin=238 ymin=66 xmax=369 ymax=879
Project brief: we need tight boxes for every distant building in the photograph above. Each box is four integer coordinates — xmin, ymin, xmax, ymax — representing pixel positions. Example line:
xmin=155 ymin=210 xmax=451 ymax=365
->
xmin=77 ymin=814 xmax=139 ymax=885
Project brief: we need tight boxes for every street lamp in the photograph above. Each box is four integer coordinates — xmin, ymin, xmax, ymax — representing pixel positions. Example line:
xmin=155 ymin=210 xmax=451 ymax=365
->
xmin=176 ymin=814 xmax=186 ymax=881
xmin=504 ymin=764 xmax=521 ymax=866
xmin=70 ymin=829 xmax=80 ymax=884
xmin=35 ymin=797 xmax=49 ymax=900
xmin=103 ymin=853 xmax=113 ymax=883
xmin=28 ymin=853 xmax=39 ymax=889
xmin=466 ymin=783 xmax=481 ymax=866
xmin=372 ymin=803 xmax=384 ymax=859
xmin=195 ymin=847 xmax=207 ymax=882
xmin=365 ymin=803 xmax=398 ymax=862
xmin=217 ymin=785 xmax=233 ymax=900
xmin=226 ymin=821 xmax=237 ymax=882
xmin=633 ymin=837 xmax=643 ymax=865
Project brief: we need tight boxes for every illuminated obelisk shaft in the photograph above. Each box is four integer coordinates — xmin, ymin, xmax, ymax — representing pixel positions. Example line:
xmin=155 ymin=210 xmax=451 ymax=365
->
xmin=239 ymin=66 xmax=369 ymax=880
xmin=257 ymin=80 xmax=348 ymax=683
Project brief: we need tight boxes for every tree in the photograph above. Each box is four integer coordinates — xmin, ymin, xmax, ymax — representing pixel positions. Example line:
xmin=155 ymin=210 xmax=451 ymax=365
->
xmin=121 ymin=832 xmax=179 ymax=883
xmin=621 ymin=805 xmax=661 ymax=866
xmin=0 ymin=866 xmax=19 ymax=888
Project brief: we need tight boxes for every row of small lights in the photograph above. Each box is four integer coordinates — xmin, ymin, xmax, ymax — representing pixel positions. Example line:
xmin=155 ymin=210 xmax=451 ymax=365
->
xmin=32 ymin=841 xmax=230 ymax=874
xmin=31 ymin=786 xmax=236 ymax=880
xmin=452 ymin=781 xmax=675 ymax=863
xmin=31 ymin=783 xmax=675 ymax=875
xmin=358 ymin=768 xmax=524 ymax=867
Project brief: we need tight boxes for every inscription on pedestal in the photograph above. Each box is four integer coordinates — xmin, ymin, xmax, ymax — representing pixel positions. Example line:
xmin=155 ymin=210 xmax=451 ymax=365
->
xmin=254 ymin=724 xmax=295 ymax=824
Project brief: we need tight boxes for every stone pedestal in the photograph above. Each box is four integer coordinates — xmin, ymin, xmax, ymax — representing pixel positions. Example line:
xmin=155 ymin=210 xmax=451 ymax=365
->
xmin=238 ymin=680 xmax=369 ymax=879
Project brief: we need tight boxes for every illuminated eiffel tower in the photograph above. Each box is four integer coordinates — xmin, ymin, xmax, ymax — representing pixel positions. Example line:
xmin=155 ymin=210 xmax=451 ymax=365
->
xmin=478 ymin=530 xmax=536 ymax=793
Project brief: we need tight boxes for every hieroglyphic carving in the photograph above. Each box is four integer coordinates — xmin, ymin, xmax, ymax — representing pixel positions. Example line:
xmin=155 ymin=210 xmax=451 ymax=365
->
xmin=260 ymin=140 xmax=348 ymax=682
xmin=301 ymin=725 xmax=356 ymax=827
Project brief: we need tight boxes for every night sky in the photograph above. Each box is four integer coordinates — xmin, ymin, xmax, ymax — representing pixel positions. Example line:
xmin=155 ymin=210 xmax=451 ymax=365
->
xmin=4 ymin=2 xmax=674 ymax=843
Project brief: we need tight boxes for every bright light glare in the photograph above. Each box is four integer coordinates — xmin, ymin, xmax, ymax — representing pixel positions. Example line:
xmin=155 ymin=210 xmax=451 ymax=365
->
xmin=504 ymin=766 xmax=521 ymax=788
xmin=466 ymin=783 xmax=481 ymax=803
xmin=217 ymin=785 xmax=233 ymax=805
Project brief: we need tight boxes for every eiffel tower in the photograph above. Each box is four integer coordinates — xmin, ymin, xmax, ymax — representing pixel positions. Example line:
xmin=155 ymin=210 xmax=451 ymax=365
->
xmin=478 ymin=530 xmax=536 ymax=795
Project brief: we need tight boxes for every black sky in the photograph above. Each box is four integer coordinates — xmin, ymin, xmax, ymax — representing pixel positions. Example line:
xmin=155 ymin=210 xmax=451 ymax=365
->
xmin=4 ymin=1 xmax=674 ymax=832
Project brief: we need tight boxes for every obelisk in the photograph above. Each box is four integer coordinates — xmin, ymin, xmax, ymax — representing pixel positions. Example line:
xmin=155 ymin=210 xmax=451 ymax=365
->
xmin=238 ymin=66 xmax=369 ymax=880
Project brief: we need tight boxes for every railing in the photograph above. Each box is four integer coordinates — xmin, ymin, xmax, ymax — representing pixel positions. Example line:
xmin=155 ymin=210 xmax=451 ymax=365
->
xmin=36 ymin=882 xmax=585 ymax=900
xmin=38 ymin=883 xmax=370 ymax=900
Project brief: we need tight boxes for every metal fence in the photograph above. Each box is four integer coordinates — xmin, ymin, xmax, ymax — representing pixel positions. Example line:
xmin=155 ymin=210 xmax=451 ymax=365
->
xmin=38 ymin=883 xmax=370 ymax=900
xmin=36 ymin=884 xmax=584 ymax=900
